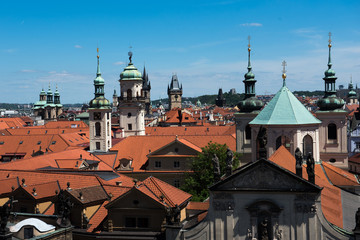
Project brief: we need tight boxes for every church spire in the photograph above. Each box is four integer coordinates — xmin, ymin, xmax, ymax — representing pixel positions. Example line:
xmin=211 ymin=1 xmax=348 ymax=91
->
xmin=317 ymin=33 xmax=344 ymax=110
xmin=97 ymin=47 xmax=101 ymax=77
xmin=282 ymin=60 xmax=287 ymax=87
xmin=243 ymin=36 xmax=256 ymax=99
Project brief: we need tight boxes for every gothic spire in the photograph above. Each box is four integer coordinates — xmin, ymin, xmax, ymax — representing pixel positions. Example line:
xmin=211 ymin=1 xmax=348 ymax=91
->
xmin=96 ymin=47 xmax=101 ymax=77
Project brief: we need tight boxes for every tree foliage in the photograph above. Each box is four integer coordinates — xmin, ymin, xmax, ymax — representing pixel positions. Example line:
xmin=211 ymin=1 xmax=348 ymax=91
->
xmin=181 ymin=142 xmax=240 ymax=202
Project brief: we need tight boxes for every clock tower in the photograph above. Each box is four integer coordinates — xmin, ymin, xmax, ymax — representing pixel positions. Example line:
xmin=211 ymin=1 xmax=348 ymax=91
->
xmin=89 ymin=49 xmax=112 ymax=152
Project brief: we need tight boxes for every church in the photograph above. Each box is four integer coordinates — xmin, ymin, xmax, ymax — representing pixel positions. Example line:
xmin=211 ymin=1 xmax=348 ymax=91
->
xmin=168 ymin=35 xmax=360 ymax=240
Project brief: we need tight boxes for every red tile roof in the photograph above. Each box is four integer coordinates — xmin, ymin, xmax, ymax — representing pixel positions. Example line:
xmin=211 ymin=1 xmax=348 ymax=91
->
xmin=146 ymin=125 xmax=235 ymax=136
xmin=139 ymin=176 xmax=192 ymax=208
xmin=111 ymin=135 xmax=235 ymax=171
xmin=22 ymin=180 xmax=61 ymax=200
xmin=268 ymin=146 xmax=346 ymax=228
xmin=87 ymin=200 xmax=109 ymax=232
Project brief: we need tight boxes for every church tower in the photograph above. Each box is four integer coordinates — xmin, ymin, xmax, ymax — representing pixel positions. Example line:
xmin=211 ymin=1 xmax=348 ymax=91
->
xmin=167 ymin=74 xmax=182 ymax=110
xmin=347 ymin=77 xmax=357 ymax=104
xmin=88 ymin=49 xmax=112 ymax=152
xmin=54 ymin=85 xmax=63 ymax=117
xmin=316 ymin=33 xmax=348 ymax=169
xmin=142 ymin=66 xmax=152 ymax=115
xmin=215 ymin=88 xmax=226 ymax=107
xmin=118 ymin=50 xmax=145 ymax=137
xmin=235 ymin=37 xmax=264 ymax=164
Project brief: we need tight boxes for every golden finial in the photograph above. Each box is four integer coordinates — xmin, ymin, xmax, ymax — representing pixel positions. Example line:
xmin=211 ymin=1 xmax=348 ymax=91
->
xmin=247 ymin=35 xmax=251 ymax=52
xmin=97 ymin=47 xmax=99 ymax=59
xmin=328 ymin=32 xmax=332 ymax=48
xmin=282 ymin=60 xmax=287 ymax=80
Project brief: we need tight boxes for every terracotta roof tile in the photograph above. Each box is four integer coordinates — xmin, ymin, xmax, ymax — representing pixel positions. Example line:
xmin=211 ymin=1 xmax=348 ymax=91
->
xmin=187 ymin=201 xmax=209 ymax=211
xmin=139 ymin=176 xmax=191 ymax=207
xmin=22 ymin=181 xmax=60 ymax=199
xmin=67 ymin=185 xmax=108 ymax=204
xmin=268 ymin=146 xmax=345 ymax=228
xmin=111 ymin=135 xmax=235 ymax=172
xmin=322 ymin=161 xmax=359 ymax=186
xmin=145 ymin=125 xmax=235 ymax=136
xmin=0 ymin=177 xmax=19 ymax=195
xmin=87 ymin=201 xmax=109 ymax=232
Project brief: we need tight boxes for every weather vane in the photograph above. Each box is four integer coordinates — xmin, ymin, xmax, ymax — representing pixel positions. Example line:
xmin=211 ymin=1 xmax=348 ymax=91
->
xmin=328 ymin=32 xmax=332 ymax=48
xmin=282 ymin=60 xmax=287 ymax=80
xmin=128 ymin=46 xmax=133 ymax=63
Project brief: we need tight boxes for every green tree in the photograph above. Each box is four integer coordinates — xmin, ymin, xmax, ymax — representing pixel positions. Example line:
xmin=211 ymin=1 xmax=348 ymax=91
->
xmin=181 ymin=142 xmax=240 ymax=202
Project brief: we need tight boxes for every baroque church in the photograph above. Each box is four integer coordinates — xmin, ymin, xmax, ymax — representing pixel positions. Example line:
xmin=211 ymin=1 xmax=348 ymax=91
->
xmin=33 ymin=84 xmax=63 ymax=121
xmin=168 ymin=35 xmax=359 ymax=240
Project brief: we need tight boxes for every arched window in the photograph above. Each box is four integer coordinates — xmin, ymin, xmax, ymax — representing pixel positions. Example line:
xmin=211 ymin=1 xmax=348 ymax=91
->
xmin=95 ymin=122 xmax=101 ymax=136
xmin=127 ymin=89 xmax=132 ymax=100
xmin=245 ymin=124 xmax=251 ymax=140
xmin=303 ymin=135 xmax=313 ymax=156
xmin=328 ymin=123 xmax=337 ymax=140
xmin=276 ymin=135 xmax=291 ymax=151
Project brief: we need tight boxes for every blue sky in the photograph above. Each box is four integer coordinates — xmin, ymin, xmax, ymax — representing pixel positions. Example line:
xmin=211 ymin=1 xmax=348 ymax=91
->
xmin=1 ymin=0 xmax=360 ymax=103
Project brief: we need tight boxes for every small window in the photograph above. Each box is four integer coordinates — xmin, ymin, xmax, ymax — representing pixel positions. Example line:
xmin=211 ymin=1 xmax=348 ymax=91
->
xmin=94 ymin=112 xmax=101 ymax=120
xmin=19 ymin=141 xmax=23 ymax=144
xmin=128 ymin=112 xmax=132 ymax=117
xmin=96 ymin=142 xmax=100 ymax=150
xmin=245 ymin=125 xmax=251 ymax=140
xmin=329 ymin=158 xmax=336 ymax=163
xmin=128 ymin=124 xmax=132 ymax=131
xmin=37 ymin=141 xmax=41 ymax=145
xmin=356 ymin=142 xmax=360 ymax=149
xmin=51 ymin=141 xmax=56 ymax=145
xmin=27 ymin=130 xmax=30 ymax=134
xmin=0 ymin=142 xmax=4 ymax=145
xmin=174 ymin=161 xmax=180 ymax=168
xmin=45 ymin=130 xmax=47 ymax=134
xmin=24 ymin=227 xmax=33 ymax=239
xmin=174 ymin=179 xmax=180 ymax=188
xmin=328 ymin=123 xmax=337 ymax=140
xmin=155 ymin=161 xmax=161 ymax=168
xmin=95 ymin=122 xmax=101 ymax=136
xmin=125 ymin=217 xmax=136 ymax=228
xmin=174 ymin=148 xmax=179 ymax=153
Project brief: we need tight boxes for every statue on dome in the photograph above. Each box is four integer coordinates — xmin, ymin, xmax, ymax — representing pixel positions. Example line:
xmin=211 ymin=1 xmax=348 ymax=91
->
xmin=306 ymin=153 xmax=315 ymax=184
xmin=295 ymin=148 xmax=303 ymax=178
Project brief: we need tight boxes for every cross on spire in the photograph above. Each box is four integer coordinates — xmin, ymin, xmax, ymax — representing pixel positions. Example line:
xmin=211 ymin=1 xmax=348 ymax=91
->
xmin=282 ymin=60 xmax=287 ymax=86
xmin=128 ymin=46 xmax=133 ymax=63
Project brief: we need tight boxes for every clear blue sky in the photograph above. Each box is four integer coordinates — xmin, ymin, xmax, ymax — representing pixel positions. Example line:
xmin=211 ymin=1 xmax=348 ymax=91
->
xmin=1 ymin=0 xmax=359 ymax=103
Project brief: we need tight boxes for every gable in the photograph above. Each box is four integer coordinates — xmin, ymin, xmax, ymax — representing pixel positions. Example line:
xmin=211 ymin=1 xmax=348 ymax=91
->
xmin=106 ymin=188 xmax=164 ymax=210
xmin=210 ymin=159 xmax=321 ymax=193
xmin=149 ymin=140 xmax=200 ymax=156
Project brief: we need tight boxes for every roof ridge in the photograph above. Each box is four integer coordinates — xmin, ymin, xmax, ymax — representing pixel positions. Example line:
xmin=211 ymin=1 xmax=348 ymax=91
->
xmin=149 ymin=176 xmax=175 ymax=207
xmin=322 ymin=162 xmax=358 ymax=184
xmin=285 ymin=87 xmax=299 ymax=124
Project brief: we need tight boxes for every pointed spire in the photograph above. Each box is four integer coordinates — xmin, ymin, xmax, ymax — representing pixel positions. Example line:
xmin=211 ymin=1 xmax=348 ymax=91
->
xmin=282 ymin=60 xmax=287 ymax=87
xmin=244 ymin=36 xmax=255 ymax=81
xmin=247 ymin=36 xmax=252 ymax=71
xmin=97 ymin=47 xmax=101 ymax=77
xmin=128 ymin=46 xmax=133 ymax=63
xmin=327 ymin=32 xmax=332 ymax=69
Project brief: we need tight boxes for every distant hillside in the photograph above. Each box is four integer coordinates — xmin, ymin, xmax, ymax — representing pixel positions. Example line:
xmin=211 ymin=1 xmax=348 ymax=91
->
xmin=152 ymin=93 xmax=245 ymax=107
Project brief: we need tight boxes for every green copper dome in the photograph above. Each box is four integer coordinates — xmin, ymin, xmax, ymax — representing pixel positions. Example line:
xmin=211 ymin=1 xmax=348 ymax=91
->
xmin=250 ymin=85 xmax=321 ymax=125
xmin=89 ymin=97 xmax=111 ymax=109
xmin=94 ymin=75 xmax=105 ymax=85
xmin=47 ymin=88 xmax=53 ymax=95
xmin=89 ymin=52 xmax=111 ymax=110
xmin=40 ymin=89 xmax=46 ymax=96
xmin=317 ymin=96 xmax=344 ymax=110
xmin=120 ymin=63 xmax=142 ymax=81
xmin=238 ymin=97 xmax=263 ymax=113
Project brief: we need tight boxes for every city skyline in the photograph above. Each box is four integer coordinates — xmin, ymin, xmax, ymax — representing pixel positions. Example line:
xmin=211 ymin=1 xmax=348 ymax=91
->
xmin=1 ymin=0 xmax=360 ymax=104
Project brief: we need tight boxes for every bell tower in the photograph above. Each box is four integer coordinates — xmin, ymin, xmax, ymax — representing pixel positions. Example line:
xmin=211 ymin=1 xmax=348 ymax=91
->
xmin=167 ymin=74 xmax=183 ymax=110
xmin=89 ymin=48 xmax=112 ymax=152
xmin=118 ymin=49 xmax=146 ymax=137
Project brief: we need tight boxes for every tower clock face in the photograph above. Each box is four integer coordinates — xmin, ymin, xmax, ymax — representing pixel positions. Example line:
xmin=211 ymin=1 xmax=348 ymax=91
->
xmin=94 ymin=112 xmax=101 ymax=120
